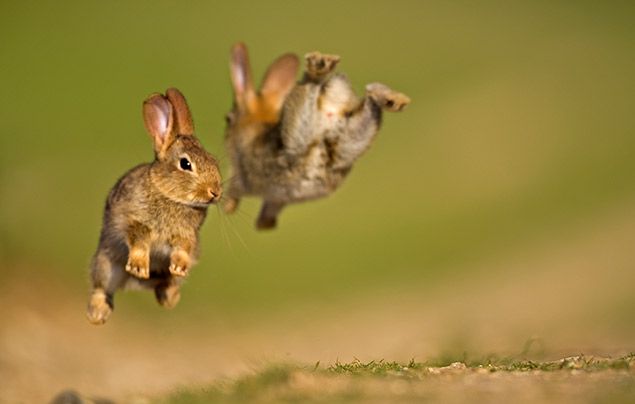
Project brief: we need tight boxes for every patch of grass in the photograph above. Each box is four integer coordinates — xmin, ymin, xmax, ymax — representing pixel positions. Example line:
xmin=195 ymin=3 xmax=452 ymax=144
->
xmin=500 ymin=354 xmax=635 ymax=372
xmin=327 ymin=354 xmax=635 ymax=375
xmin=160 ymin=355 xmax=635 ymax=403
xmin=327 ymin=358 xmax=423 ymax=376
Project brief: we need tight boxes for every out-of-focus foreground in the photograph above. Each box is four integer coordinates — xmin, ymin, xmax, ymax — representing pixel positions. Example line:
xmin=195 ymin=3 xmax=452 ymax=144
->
xmin=0 ymin=1 xmax=634 ymax=402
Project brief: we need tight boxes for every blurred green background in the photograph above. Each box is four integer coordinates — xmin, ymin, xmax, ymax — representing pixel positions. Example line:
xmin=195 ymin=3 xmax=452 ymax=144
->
xmin=1 ymin=0 xmax=634 ymax=321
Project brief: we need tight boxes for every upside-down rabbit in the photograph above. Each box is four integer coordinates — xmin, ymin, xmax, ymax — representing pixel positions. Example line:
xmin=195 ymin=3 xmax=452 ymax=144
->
xmin=223 ymin=43 xmax=410 ymax=229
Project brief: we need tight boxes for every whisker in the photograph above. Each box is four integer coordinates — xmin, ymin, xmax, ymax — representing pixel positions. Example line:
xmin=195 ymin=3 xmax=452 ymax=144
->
xmin=215 ymin=204 xmax=233 ymax=252
xmin=214 ymin=200 xmax=252 ymax=256
xmin=227 ymin=216 xmax=250 ymax=253
xmin=221 ymin=199 xmax=256 ymax=226
xmin=221 ymin=175 xmax=237 ymax=187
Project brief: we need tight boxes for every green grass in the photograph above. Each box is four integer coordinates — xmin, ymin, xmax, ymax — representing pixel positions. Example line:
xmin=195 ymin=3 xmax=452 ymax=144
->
xmin=160 ymin=355 xmax=635 ymax=403
xmin=328 ymin=354 xmax=635 ymax=374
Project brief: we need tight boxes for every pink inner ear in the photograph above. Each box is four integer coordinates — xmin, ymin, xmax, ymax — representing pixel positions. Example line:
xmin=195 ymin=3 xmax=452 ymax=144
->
xmin=149 ymin=103 xmax=170 ymax=142
xmin=143 ymin=95 xmax=173 ymax=147
xmin=231 ymin=43 xmax=253 ymax=97
xmin=156 ymin=98 xmax=172 ymax=136
xmin=157 ymin=110 xmax=168 ymax=135
xmin=153 ymin=98 xmax=174 ymax=142
xmin=232 ymin=60 xmax=244 ymax=89
xmin=232 ymin=61 xmax=248 ymax=95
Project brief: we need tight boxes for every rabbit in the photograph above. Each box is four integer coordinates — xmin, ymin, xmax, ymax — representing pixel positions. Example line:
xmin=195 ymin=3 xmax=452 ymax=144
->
xmin=86 ymin=88 xmax=222 ymax=325
xmin=223 ymin=43 xmax=410 ymax=229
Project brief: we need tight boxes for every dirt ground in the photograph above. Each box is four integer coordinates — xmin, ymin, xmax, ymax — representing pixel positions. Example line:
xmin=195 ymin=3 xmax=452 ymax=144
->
xmin=1 ymin=203 xmax=634 ymax=403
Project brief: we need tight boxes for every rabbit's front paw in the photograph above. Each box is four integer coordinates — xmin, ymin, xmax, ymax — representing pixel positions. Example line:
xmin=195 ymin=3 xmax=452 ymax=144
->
xmin=125 ymin=248 xmax=150 ymax=279
xmin=169 ymin=249 xmax=191 ymax=277
xmin=305 ymin=52 xmax=340 ymax=78
xmin=366 ymin=83 xmax=411 ymax=112
xmin=87 ymin=290 xmax=112 ymax=325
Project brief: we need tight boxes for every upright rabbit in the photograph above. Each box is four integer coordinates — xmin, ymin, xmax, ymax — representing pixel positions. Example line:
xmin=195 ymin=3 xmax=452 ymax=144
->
xmin=224 ymin=43 xmax=410 ymax=229
xmin=87 ymin=88 xmax=222 ymax=325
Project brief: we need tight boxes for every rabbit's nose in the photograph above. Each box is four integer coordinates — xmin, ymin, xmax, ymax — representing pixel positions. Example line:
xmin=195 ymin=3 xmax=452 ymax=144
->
xmin=207 ymin=188 xmax=221 ymax=202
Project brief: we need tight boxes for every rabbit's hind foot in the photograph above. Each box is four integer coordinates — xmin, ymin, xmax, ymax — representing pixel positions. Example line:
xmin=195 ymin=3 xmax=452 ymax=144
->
xmin=305 ymin=52 xmax=340 ymax=81
xmin=86 ymin=289 xmax=113 ymax=325
xmin=366 ymin=83 xmax=411 ymax=112
xmin=155 ymin=283 xmax=181 ymax=309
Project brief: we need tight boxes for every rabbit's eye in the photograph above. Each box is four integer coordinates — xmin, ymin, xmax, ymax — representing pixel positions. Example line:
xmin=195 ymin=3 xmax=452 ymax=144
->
xmin=179 ymin=158 xmax=192 ymax=171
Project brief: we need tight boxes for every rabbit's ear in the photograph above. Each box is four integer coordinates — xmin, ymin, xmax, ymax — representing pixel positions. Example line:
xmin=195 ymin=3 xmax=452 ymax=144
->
xmin=143 ymin=93 xmax=175 ymax=157
xmin=230 ymin=42 xmax=256 ymax=111
xmin=165 ymin=88 xmax=194 ymax=135
xmin=260 ymin=53 xmax=299 ymax=112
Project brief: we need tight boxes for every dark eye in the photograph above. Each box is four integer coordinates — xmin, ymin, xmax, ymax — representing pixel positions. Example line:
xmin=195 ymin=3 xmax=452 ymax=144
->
xmin=179 ymin=158 xmax=192 ymax=171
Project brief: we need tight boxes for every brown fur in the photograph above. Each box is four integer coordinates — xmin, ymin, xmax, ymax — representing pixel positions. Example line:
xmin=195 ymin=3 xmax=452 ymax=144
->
xmin=87 ymin=88 xmax=222 ymax=325
xmin=223 ymin=44 xmax=410 ymax=229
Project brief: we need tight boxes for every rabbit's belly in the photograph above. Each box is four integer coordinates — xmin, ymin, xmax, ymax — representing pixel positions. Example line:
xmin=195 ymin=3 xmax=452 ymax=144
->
xmin=296 ymin=172 xmax=347 ymax=199
xmin=287 ymin=150 xmax=349 ymax=201
xmin=122 ymin=275 xmax=162 ymax=290
xmin=239 ymin=142 xmax=349 ymax=201
xmin=290 ymin=180 xmax=332 ymax=201
xmin=272 ymin=168 xmax=347 ymax=202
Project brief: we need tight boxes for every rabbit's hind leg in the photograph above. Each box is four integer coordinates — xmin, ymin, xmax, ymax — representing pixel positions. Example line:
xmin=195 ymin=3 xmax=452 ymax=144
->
xmin=155 ymin=277 xmax=182 ymax=309
xmin=87 ymin=289 xmax=112 ymax=325
xmin=325 ymin=83 xmax=409 ymax=170
xmin=365 ymin=83 xmax=411 ymax=112
xmin=87 ymin=250 xmax=123 ymax=325
xmin=304 ymin=52 xmax=340 ymax=83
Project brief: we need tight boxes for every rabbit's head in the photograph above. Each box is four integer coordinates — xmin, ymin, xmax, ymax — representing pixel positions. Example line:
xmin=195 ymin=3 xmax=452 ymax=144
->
xmin=143 ymin=88 xmax=222 ymax=207
xmin=225 ymin=42 xmax=299 ymax=140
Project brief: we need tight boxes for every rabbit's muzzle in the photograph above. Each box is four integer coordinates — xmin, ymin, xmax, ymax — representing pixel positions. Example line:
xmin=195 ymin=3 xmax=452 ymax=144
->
xmin=206 ymin=187 xmax=222 ymax=204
